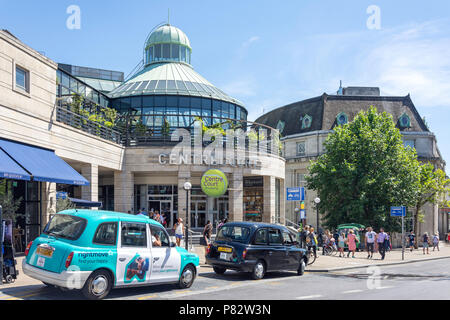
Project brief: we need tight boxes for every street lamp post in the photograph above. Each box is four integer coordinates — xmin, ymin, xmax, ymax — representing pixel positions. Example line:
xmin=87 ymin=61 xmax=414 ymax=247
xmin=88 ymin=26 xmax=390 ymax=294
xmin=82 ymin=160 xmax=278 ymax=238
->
xmin=183 ymin=182 xmax=192 ymax=251
xmin=314 ymin=197 xmax=321 ymax=231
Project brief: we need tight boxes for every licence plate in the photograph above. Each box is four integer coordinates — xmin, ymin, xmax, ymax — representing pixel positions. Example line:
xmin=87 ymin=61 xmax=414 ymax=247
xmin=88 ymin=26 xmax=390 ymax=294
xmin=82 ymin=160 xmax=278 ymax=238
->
xmin=37 ymin=256 xmax=45 ymax=268
xmin=220 ymin=252 xmax=231 ymax=260
xmin=37 ymin=247 xmax=54 ymax=258
xmin=218 ymin=247 xmax=232 ymax=253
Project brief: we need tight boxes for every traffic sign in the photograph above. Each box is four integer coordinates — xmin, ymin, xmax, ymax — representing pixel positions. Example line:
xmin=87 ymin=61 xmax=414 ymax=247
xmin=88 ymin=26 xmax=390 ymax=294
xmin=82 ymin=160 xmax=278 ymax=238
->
xmin=300 ymin=209 xmax=306 ymax=219
xmin=286 ymin=187 xmax=305 ymax=201
xmin=390 ymin=206 xmax=406 ymax=217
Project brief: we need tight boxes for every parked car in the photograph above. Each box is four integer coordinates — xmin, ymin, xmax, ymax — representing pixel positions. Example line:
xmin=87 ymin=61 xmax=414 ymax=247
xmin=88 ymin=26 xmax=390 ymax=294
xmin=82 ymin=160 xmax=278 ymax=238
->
xmin=22 ymin=209 xmax=199 ymax=299
xmin=205 ymin=222 xmax=308 ymax=280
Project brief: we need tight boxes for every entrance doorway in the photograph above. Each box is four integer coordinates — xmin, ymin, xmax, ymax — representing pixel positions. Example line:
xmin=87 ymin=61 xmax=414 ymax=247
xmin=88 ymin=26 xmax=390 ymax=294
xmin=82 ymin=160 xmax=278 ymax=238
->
xmin=148 ymin=199 xmax=173 ymax=228
xmin=190 ymin=200 xmax=207 ymax=228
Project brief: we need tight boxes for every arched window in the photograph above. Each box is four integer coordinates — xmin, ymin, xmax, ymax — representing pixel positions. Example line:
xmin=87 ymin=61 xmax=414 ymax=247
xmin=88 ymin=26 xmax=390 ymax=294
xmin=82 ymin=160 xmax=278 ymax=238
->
xmin=399 ymin=113 xmax=411 ymax=128
xmin=336 ymin=112 xmax=348 ymax=125
xmin=302 ymin=114 xmax=312 ymax=129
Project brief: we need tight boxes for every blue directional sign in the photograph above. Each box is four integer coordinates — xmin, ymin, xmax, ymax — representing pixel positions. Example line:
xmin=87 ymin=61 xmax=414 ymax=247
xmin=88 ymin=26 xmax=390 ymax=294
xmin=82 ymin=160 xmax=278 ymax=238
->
xmin=286 ymin=187 xmax=305 ymax=201
xmin=56 ymin=191 xmax=68 ymax=200
xmin=390 ymin=206 xmax=406 ymax=217
xmin=300 ymin=210 xmax=306 ymax=219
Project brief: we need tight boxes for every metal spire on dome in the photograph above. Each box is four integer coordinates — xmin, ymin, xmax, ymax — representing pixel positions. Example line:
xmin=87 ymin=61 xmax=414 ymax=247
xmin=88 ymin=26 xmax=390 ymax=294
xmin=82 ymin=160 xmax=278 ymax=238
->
xmin=167 ymin=8 xmax=170 ymax=25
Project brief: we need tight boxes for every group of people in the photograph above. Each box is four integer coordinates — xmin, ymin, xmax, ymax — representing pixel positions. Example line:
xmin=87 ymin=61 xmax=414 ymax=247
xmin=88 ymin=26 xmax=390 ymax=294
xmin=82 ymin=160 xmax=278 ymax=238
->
xmin=135 ymin=208 xmax=169 ymax=227
xmin=407 ymin=231 xmax=441 ymax=254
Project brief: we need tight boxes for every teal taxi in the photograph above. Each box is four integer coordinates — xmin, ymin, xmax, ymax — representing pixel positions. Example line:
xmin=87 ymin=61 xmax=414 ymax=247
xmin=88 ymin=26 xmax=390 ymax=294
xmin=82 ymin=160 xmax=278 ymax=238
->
xmin=22 ymin=209 xmax=199 ymax=299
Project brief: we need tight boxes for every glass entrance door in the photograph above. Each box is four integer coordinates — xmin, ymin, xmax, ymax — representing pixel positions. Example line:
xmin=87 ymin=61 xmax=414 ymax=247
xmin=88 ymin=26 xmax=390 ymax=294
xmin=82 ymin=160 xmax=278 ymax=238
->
xmin=190 ymin=201 xmax=207 ymax=228
xmin=160 ymin=201 xmax=172 ymax=227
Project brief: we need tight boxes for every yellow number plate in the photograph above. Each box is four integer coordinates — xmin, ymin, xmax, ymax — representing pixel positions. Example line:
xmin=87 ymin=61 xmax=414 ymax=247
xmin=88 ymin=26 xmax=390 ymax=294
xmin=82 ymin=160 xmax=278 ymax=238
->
xmin=37 ymin=247 xmax=53 ymax=258
xmin=218 ymin=247 xmax=232 ymax=253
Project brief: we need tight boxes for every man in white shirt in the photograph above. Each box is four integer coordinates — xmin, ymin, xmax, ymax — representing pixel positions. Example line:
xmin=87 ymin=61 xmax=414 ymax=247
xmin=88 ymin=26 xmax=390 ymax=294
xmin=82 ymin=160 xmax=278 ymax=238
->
xmin=365 ymin=227 xmax=377 ymax=259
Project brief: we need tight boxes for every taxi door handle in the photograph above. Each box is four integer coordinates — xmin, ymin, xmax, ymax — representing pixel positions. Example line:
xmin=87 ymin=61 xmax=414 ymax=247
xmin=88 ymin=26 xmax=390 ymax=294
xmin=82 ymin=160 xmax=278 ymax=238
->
xmin=268 ymin=251 xmax=273 ymax=255
xmin=153 ymin=257 xmax=160 ymax=263
xmin=119 ymin=258 xmax=126 ymax=262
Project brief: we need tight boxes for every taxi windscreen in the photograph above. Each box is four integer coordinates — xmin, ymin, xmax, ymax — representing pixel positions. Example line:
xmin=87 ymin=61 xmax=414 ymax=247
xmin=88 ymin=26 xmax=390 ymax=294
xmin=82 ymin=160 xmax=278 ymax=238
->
xmin=216 ymin=225 xmax=251 ymax=243
xmin=43 ymin=214 xmax=87 ymax=240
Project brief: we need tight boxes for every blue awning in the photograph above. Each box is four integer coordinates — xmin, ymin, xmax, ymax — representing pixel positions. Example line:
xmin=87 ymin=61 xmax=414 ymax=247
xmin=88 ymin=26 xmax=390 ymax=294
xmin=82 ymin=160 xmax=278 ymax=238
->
xmin=0 ymin=138 xmax=89 ymax=185
xmin=69 ymin=197 xmax=102 ymax=208
xmin=0 ymin=149 xmax=31 ymax=181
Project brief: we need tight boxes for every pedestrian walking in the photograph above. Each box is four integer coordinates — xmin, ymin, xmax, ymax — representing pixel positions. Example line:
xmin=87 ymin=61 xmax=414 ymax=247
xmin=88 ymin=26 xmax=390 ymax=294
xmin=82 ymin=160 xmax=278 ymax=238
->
xmin=299 ymin=225 xmax=310 ymax=249
xmin=308 ymin=227 xmax=318 ymax=257
xmin=202 ymin=220 xmax=213 ymax=257
xmin=322 ymin=231 xmax=330 ymax=255
xmin=365 ymin=227 xmax=376 ymax=259
xmin=338 ymin=232 xmax=346 ymax=257
xmin=385 ymin=232 xmax=391 ymax=253
xmin=432 ymin=233 xmax=440 ymax=251
xmin=347 ymin=230 xmax=357 ymax=258
xmin=447 ymin=231 xmax=450 ymax=244
xmin=422 ymin=232 xmax=430 ymax=254
xmin=173 ymin=218 xmax=184 ymax=247
xmin=408 ymin=231 xmax=416 ymax=251
xmin=376 ymin=228 xmax=387 ymax=260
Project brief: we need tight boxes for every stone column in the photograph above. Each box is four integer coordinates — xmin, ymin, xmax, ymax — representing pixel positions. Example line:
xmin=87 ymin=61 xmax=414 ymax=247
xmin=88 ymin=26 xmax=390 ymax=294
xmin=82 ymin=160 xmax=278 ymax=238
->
xmin=41 ymin=182 xmax=56 ymax=232
xmin=263 ymin=176 xmax=276 ymax=223
xmin=81 ymin=163 xmax=99 ymax=209
xmin=279 ymin=178 xmax=286 ymax=225
xmin=114 ymin=170 xmax=134 ymax=213
xmin=228 ymin=170 xmax=243 ymax=222
xmin=177 ymin=168 xmax=191 ymax=224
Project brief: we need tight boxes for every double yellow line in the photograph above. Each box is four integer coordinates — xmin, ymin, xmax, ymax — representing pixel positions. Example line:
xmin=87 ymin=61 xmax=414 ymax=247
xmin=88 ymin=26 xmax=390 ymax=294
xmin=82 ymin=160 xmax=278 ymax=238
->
xmin=0 ymin=289 xmax=47 ymax=300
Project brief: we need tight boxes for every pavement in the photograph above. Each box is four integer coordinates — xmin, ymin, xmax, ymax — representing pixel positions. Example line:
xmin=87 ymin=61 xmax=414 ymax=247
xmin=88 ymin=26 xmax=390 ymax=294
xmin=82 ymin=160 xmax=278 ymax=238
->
xmin=3 ymin=242 xmax=450 ymax=288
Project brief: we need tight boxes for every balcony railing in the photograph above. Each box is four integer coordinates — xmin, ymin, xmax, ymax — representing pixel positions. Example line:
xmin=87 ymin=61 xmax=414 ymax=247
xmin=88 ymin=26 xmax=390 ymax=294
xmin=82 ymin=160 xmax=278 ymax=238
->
xmin=56 ymin=106 xmax=122 ymax=144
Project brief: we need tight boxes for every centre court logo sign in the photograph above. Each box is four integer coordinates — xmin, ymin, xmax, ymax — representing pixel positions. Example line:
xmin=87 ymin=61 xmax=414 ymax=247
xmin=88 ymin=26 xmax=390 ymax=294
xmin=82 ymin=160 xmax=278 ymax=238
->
xmin=201 ymin=169 xmax=228 ymax=197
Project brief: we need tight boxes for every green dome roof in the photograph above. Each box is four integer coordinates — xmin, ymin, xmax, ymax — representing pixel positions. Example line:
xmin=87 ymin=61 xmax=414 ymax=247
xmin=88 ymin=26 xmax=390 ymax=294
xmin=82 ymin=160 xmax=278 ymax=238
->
xmin=145 ymin=24 xmax=191 ymax=49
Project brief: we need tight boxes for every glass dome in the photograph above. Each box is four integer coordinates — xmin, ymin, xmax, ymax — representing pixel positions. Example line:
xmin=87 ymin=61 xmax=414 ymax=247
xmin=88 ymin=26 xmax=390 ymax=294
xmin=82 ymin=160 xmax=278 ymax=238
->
xmin=144 ymin=24 xmax=192 ymax=66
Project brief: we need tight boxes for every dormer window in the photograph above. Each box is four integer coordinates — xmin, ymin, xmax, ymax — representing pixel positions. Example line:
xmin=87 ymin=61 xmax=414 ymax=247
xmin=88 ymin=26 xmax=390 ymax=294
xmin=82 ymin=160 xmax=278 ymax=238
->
xmin=276 ymin=120 xmax=285 ymax=133
xmin=399 ymin=113 xmax=411 ymax=128
xmin=336 ymin=112 xmax=348 ymax=125
xmin=302 ymin=114 xmax=312 ymax=129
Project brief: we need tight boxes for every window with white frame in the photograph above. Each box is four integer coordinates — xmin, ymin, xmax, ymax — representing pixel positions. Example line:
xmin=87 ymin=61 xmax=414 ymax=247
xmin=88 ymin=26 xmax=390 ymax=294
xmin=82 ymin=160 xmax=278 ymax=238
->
xmin=15 ymin=65 xmax=29 ymax=92
xmin=296 ymin=141 xmax=306 ymax=156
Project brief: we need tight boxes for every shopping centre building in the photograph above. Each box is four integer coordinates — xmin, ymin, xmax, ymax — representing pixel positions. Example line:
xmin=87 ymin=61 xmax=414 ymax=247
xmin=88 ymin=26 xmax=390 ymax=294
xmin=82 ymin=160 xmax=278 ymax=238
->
xmin=0 ymin=25 xmax=284 ymax=250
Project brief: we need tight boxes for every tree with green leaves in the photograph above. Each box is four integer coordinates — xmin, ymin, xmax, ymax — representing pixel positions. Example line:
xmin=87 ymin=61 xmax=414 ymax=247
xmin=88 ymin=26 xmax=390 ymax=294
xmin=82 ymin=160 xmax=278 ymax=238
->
xmin=412 ymin=162 xmax=450 ymax=247
xmin=306 ymin=106 xmax=421 ymax=232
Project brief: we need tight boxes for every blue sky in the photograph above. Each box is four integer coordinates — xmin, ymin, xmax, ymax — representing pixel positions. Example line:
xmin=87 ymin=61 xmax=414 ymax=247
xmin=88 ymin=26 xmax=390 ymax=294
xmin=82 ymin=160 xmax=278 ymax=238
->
xmin=1 ymin=0 xmax=449 ymax=167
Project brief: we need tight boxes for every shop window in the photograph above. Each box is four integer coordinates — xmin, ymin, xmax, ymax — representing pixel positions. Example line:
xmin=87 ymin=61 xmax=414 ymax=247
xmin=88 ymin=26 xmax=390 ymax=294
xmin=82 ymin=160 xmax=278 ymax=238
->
xmin=93 ymin=222 xmax=117 ymax=246
xmin=121 ymin=223 xmax=147 ymax=247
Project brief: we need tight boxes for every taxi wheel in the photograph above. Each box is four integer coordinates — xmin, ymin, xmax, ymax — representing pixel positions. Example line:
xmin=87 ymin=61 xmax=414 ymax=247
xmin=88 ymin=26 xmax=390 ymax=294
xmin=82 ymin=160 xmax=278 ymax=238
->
xmin=297 ymin=258 xmax=306 ymax=276
xmin=251 ymin=260 xmax=266 ymax=280
xmin=82 ymin=269 xmax=112 ymax=300
xmin=213 ymin=266 xmax=226 ymax=274
xmin=179 ymin=265 xmax=196 ymax=289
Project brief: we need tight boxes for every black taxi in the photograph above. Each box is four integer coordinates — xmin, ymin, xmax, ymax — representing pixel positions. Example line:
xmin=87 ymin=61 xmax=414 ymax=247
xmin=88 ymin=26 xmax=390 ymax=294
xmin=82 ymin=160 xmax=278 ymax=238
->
xmin=205 ymin=222 xmax=308 ymax=280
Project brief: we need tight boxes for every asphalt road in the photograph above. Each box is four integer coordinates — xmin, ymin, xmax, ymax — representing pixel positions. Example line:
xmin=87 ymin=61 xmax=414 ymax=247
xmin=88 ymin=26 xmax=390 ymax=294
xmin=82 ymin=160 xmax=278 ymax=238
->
xmin=1 ymin=258 xmax=449 ymax=300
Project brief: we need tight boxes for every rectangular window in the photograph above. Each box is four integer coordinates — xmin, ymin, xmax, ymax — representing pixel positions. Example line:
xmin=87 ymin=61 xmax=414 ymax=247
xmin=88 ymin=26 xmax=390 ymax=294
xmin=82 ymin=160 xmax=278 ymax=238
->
xmin=172 ymin=44 xmax=179 ymax=59
xmin=154 ymin=44 xmax=162 ymax=60
xmin=150 ymin=226 xmax=170 ymax=247
xmin=15 ymin=65 xmax=28 ymax=91
xmin=162 ymin=44 xmax=170 ymax=59
xmin=296 ymin=173 xmax=306 ymax=187
xmin=253 ymin=228 xmax=268 ymax=245
xmin=181 ymin=46 xmax=186 ymax=62
xmin=297 ymin=141 xmax=306 ymax=156
xmin=268 ymin=229 xmax=283 ymax=245
xmin=121 ymin=222 xmax=147 ymax=247
xmin=149 ymin=46 xmax=153 ymax=62
xmin=93 ymin=222 xmax=118 ymax=245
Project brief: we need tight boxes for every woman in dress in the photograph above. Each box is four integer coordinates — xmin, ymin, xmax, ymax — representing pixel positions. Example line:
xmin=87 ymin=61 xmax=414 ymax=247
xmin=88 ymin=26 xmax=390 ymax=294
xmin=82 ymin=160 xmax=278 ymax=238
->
xmin=347 ymin=229 xmax=357 ymax=258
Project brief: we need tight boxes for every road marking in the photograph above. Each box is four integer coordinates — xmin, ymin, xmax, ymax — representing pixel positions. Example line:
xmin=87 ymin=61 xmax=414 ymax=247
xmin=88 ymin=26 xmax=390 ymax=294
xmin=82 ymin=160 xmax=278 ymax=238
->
xmin=375 ymin=286 xmax=393 ymax=290
xmin=295 ymin=294 xmax=322 ymax=300
xmin=138 ymin=294 xmax=157 ymax=300
xmin=205 ymin=286 xmax=219 ymax=289
xmin=174 ymin=290 xmax=191 ymax=294
xmin=342 ymin=289 xmax=363 ymax=294
xmin=5 ymin=292 xmax=44 ymax=300
xmin=0 ymin=289 xmax=46 ymax=300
